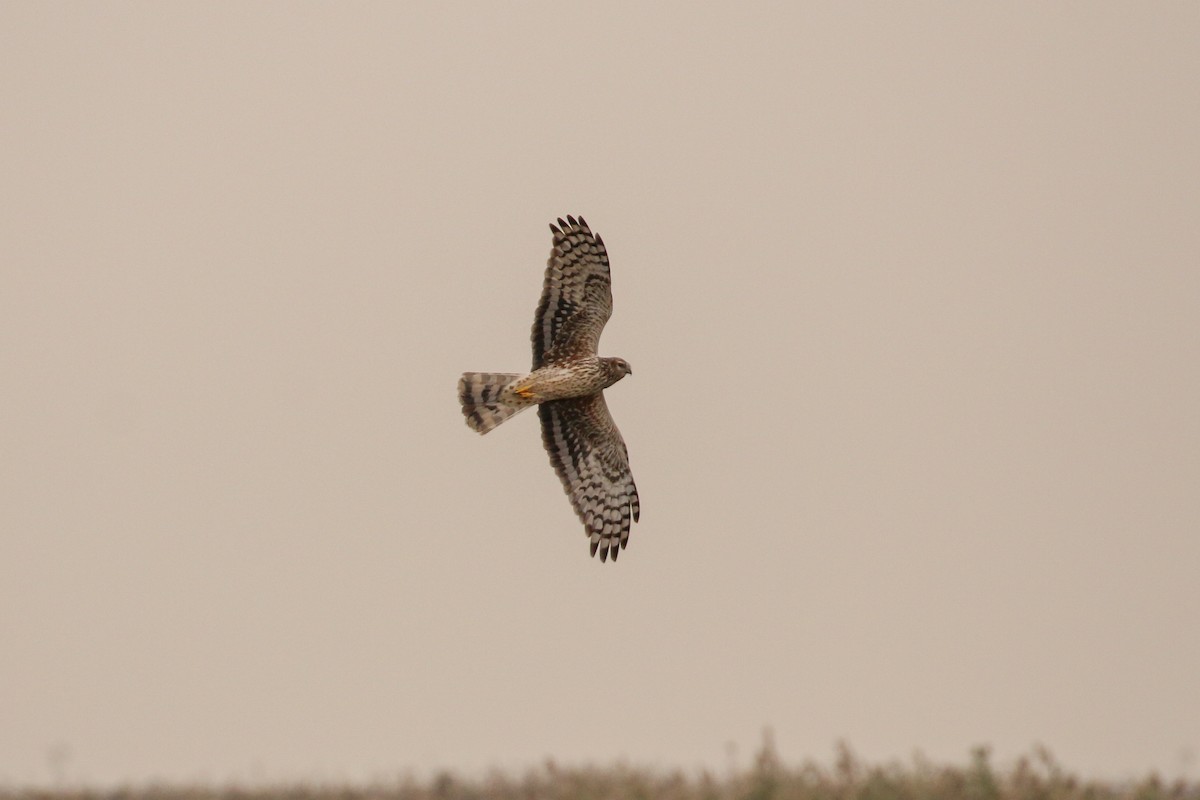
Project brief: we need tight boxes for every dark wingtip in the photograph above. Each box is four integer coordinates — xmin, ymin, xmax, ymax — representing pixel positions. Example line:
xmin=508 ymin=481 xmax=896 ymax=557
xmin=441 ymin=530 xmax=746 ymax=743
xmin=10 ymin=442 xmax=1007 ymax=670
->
xmin=577 ymin=215 xmax=588 ymax=229
xmin=566 ymin=214 xmax=578 ymax=227
xmin=589 ymin=539 xmax=599 ymax=558
xmin=549 ymin=222 xmax=560 ymax=234
xmin=557 ymin=217 xmax=568 ymax=229
xmin=609 ymin=545 xmax=618 ymax=562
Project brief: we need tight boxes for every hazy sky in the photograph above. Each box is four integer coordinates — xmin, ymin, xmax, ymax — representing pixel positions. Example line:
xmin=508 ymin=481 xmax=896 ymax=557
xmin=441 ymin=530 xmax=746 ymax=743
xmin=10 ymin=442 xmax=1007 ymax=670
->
xmin=2 ymin=1 xmax=1198 ymax=788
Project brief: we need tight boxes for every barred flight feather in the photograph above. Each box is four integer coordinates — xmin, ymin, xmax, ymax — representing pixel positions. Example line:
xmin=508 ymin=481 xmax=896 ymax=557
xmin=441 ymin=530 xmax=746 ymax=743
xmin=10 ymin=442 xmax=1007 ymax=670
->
xmin=532 ymin=215 xmax=613 ymax=369
xmin=538 ymin=395 xmax=639 ymax=563
xmin=458 ymin=372 xmax=530 ymax=434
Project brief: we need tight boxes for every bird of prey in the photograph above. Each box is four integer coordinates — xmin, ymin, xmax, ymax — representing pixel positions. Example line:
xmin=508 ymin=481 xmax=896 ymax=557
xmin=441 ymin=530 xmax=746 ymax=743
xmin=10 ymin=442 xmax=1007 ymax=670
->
xmin=458 ymin=215 xmax=640 ymax=562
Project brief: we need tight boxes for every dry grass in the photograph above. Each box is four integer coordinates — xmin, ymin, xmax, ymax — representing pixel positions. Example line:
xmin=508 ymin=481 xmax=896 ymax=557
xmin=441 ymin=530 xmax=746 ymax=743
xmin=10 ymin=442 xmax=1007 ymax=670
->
xmin=6 ymin=739 xmax=1197 ymax=800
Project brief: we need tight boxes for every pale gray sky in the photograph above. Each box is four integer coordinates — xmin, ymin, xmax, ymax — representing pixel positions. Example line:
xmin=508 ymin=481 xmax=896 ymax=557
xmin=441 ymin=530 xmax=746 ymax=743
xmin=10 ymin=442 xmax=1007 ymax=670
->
xmin=2 ymin=1 xmax=1198 ymax=788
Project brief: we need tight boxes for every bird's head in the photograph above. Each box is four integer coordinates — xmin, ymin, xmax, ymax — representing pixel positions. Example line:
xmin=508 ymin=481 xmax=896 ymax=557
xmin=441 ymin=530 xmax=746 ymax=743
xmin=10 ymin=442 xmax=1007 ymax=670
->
xmin=603 ymin=357 xmax=633 ymax=386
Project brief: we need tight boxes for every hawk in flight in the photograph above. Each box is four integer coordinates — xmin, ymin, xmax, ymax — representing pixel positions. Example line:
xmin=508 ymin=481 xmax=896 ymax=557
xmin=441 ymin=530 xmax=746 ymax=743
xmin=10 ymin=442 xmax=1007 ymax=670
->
xmin=458 ymin=215 xmax=640 ymax=562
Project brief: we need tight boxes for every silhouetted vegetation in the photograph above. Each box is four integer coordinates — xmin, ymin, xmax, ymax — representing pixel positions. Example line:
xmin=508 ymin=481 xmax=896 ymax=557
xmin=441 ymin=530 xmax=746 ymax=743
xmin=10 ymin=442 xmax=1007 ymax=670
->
xmin=6 ymin=736 xmax=1198 ymax=800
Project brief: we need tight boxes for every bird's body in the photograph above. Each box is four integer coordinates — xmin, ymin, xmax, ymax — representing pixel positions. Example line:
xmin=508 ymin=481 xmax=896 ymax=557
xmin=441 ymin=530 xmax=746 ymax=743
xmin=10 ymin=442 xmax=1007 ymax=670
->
xmin=521 ymin=357 xmax=628 ymax=404
xmin=458 ymin=215 xmax=639 ymax=562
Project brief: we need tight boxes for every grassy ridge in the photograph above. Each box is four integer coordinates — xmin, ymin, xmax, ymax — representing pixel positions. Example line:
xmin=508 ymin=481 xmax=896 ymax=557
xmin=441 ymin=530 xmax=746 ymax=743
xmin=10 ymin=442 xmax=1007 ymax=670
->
xmin=7 ymin=740 xmax=1198 ymax=800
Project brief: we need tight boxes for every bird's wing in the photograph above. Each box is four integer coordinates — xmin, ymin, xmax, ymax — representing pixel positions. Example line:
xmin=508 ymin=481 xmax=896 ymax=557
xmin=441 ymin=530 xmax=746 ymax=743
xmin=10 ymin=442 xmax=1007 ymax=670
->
xmin=531 ymin=215 xmax=613 ymax=369
xmin=538 ymin=393 xmax=639 ymax=562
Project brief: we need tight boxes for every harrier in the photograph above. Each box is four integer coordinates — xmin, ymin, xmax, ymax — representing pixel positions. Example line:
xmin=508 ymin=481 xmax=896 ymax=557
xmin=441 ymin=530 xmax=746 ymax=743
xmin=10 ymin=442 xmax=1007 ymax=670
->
xmin=458 ymin=215 xmax=640 ymax=562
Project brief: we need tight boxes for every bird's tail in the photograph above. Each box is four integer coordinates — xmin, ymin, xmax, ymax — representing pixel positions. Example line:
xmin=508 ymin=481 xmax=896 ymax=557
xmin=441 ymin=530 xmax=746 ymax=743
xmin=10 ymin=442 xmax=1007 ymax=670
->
xmin=458 ymin=372 xmax=532 ymax=434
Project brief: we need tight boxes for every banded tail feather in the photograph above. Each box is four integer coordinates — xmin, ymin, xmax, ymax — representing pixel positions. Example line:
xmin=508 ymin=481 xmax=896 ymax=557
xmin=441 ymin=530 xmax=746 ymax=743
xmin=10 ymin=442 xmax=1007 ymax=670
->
xmin=458 ymin=372 xmax=531 ymax=434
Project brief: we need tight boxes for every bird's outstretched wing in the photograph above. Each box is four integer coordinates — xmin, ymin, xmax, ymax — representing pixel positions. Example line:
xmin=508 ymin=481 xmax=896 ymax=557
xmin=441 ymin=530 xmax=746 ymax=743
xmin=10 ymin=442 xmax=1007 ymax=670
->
xmin=531 ymin=215 xmax=613 ymax=369
xmin=538 ymin=393 xmax=640 ymax=562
